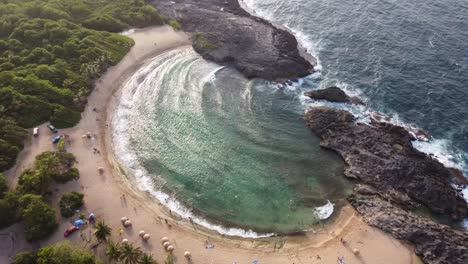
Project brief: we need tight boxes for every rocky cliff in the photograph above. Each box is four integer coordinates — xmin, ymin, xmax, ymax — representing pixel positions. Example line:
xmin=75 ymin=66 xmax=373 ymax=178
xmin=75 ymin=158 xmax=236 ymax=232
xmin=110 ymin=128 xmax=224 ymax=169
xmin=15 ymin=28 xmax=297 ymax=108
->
xmin=349 ymin=185 xmax=468 ymax=264
xmin=305 ymin=106 xmax=467 ymax=220
xmin=151 ymin=0 xmax=313 ymax=80
xmin=304 ymin=87 xmax=468 ymax=264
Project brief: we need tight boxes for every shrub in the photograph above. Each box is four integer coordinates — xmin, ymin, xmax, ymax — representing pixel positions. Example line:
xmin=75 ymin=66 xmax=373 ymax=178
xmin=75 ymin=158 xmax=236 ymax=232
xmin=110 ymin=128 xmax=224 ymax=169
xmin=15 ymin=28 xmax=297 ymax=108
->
xmin=34 ymin=151 xmax=79 ymax=183
xmin=0 ymin=173 xmax=8 ymax=198
xmin=20 ymin=194 xmax=58 ymax=241
xmin=59 ymin=191 xmax=84 ymax=217
xmin=37 ymin=241 xmax=98 ymax=264
xmin=168 ymin=20 xmax=182 ymax=31
xmin=12 ymin=251 xmax=37 ymax=264
xmin=17 ymin=169 xmax=51 ymax=195
xmin=0 ymin=191 xmax=21 ymax=229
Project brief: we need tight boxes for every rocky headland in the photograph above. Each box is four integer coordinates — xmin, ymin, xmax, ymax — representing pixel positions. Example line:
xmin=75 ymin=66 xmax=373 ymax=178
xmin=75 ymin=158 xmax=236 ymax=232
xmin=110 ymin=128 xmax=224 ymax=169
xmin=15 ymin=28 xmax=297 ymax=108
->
xmin=305 ymin=87 xmax=468 ymax=263
xmin=349 ymin=185 xmax=468 ymax=264
xmin=150 ymin=0 xmax=313 ymax=80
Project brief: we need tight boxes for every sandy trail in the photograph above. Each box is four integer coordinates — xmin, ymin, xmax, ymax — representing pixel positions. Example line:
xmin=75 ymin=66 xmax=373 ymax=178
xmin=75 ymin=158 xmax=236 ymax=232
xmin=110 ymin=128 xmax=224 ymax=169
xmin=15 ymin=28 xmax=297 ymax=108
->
xmin=2 ymin=26 xmax=422 ymax=264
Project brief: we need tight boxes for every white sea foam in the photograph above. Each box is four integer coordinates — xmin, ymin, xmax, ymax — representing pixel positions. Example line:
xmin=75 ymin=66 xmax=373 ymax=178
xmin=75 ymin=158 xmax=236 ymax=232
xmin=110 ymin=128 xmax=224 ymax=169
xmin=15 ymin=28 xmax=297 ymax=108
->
xmin=313 ymin=200 xmax=334 ymax=220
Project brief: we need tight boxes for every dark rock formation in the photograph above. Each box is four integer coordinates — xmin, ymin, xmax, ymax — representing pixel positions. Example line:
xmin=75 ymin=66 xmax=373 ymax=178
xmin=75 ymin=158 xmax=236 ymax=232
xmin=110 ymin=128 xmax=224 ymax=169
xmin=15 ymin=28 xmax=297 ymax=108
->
xmin=151 ymin=0 xmax=313 ymax=80
xmin=305 ymin=107 xmax=468 ymax=220
xmin=349 ymin=185 xmax=468 ymax=264
xmin=305 ymin=87 xmax=364 ymax=105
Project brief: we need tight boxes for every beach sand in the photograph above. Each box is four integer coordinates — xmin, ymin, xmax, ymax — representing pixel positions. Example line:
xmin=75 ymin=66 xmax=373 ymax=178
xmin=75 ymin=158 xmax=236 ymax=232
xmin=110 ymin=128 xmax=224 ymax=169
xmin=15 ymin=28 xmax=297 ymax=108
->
xmin=2 ymin=26 xmax=422 ymax=264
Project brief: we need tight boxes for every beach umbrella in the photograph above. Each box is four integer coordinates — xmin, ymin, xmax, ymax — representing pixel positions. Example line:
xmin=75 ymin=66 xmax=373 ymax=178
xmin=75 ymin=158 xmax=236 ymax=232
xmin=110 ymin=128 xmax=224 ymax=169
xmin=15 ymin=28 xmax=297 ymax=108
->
xmin=161 ymin=237 xmax=169 ymax=244
xmin=121 ymin=217 xmax=128 ymax=223
xmin=184 ymin=251 xmax=191 ymax=259
xmin=124 ymin=220 xmax=132 ymax=227
xmin=143 ymin=234 xmax=151 ymax=241
xmin=139 ymin=230 xmax=146 ymax=237
xmin=353 ymin=248 xmax=360 ymax=255
xmin=122 ymin=238 xmax=129 ymax=244
xmin=166 ymin=245 xmax=174 ymax=252
xmin=163 ymin=242 xmax=171 ymax=248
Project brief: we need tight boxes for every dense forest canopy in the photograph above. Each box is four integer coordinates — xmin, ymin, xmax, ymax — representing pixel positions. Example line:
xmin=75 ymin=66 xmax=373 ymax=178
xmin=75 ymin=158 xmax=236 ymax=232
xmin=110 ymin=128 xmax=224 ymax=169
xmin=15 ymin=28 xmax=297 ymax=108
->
xmin=0 ymin=0 xmax=164 ymax=171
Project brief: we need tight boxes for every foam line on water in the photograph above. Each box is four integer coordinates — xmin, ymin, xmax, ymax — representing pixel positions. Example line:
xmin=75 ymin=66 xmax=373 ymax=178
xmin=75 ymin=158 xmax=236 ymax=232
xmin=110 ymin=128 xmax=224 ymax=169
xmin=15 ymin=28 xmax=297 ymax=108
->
xmin=113 ymin=47 xmax=276 ymax=238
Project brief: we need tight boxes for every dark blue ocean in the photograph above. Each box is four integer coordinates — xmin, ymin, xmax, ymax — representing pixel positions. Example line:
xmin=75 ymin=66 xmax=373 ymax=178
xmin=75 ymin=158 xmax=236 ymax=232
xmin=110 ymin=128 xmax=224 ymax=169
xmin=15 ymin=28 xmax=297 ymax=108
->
xmin=243 ymin=0 xmax=468 ymax=174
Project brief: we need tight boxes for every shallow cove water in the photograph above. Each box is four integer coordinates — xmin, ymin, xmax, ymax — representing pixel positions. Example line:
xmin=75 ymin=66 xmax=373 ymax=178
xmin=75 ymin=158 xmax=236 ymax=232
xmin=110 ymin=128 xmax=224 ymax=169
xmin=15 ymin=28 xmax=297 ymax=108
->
xmin=113 ymin=48 xmax=351 ymax=235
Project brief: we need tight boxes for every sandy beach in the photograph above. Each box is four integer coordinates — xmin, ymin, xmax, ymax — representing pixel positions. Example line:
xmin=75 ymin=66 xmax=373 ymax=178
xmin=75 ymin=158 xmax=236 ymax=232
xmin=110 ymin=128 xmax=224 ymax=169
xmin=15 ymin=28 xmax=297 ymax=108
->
xmin=2 ymin=26 xmax=423 ymax=264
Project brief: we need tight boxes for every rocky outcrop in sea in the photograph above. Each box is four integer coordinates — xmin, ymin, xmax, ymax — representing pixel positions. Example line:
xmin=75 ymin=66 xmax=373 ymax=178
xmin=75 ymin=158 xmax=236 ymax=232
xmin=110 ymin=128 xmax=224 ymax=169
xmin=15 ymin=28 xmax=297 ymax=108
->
xmin=305 ymin=86 xmax=364 ymax=105
xmin=150 ymin=0 xmax=313 ymax=80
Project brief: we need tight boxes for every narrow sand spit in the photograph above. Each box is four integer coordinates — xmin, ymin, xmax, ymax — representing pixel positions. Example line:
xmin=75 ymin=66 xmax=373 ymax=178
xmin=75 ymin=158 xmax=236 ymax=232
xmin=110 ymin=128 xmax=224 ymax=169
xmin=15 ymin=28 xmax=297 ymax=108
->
xmin=2 ymin=26 xmax=422 ymax=264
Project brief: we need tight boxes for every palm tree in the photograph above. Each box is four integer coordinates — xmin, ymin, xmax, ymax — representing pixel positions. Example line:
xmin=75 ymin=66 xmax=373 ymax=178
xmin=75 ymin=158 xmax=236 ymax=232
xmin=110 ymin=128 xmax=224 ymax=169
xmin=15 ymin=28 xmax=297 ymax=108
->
xmin=106 ymin=242 xmax=122 ymax=263
xmin=138 ymin=253 xmax=158 ymax=264
xmin=120 ymin=243 xmax=143 ymax=264
xmin=94 ymin=221 xmax=112 ymax=243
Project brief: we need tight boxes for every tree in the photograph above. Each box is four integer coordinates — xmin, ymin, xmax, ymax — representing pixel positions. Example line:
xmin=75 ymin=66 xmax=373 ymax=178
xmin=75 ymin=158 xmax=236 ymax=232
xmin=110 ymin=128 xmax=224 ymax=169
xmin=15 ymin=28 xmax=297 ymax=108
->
xmin=0 ymin=173 xmax=8 ymax=198
xmin=105 ymin=242 xmax=122 ymax=263
xmin=20 ymin=194 xmax=57 ymax=241
xmin=94 ymin=221 xmax=112 ymax=243
xmin=139 ymin=253 xmax=157 ymax=264
xmin=12 ymin=251 xmax=37 ymax=264
xmin=34 ymin=151 xmax=79 ymax=183
xmin=59 ymin=191 xmax=84 ymax=217
xmin=17 ymin=169 xmax=51 ymax=195
xmin=36 ymin=241 xmax=98 ymax=264
xmin=120 ymin=243 xmax=143 ymax=264
xmin=0 ymin=191 xmax=21 ymax=228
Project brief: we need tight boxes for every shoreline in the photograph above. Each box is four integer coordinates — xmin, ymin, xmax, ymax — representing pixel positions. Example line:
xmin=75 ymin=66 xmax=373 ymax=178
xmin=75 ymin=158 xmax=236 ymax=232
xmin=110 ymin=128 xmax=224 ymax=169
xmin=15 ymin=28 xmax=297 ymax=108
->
xmin=1 ymin=26 xmax=422 ymax=264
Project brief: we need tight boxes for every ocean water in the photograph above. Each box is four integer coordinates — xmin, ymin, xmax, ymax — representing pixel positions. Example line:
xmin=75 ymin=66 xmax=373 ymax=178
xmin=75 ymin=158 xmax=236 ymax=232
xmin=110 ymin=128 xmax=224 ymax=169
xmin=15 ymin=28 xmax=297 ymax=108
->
xmin=113 ymin=0 xmax=468 ymax=235
xmin=242 ymin=0 xmax=468 ymax=174
xmin=113 ymin=48 xmax=351 ymax=236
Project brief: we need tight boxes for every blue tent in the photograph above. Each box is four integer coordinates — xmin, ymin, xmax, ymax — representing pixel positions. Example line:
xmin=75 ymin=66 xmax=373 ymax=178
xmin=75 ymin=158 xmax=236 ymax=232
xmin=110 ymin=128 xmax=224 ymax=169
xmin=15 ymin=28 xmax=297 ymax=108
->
xmin=74 ymin=219 xmax=85 ymax=228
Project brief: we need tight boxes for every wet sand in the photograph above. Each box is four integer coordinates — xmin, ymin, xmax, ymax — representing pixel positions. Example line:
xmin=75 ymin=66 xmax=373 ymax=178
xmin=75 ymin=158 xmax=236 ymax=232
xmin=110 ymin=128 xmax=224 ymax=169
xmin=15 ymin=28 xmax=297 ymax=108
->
xmin=2 ymin=26 xmax=422 ymax=264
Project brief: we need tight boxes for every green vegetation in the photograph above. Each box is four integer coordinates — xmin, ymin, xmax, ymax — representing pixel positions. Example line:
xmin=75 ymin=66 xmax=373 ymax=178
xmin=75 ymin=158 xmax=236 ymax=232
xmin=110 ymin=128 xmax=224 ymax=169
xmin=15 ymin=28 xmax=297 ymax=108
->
xmin=94 ymin=221 xmax=112 ymax=243
xmin=37 ymin=241 xmax=99 ymax=264
xmin=105 ymin=242 xmax=122 ymax=263
xmin=193 ymin=32 xmax=218 ymax=50
xmin=17 ymin=151 xmax=79 ymax=195
xmin=0 ymin=0 xmax=165 ymax=172
xmin=105 ymin=241 xmax=159 ymax=264
xmin=0 ymin=151 xmax=79 ymax=239
xmin=168 ymin=20 xmax=182 ymax=31
xmin=120 ymin=243 xmax=143 ymax=264
xmin=20 ymin=194 xmax=58 ymax=241
xmin=0 ymin=191 xmax=21 ymax=228
xmin=0 ymin=173 xmax=7 ymax=198
xmin=139 ymin=254 xmax=157 ymax=264
xmin=164 ymin=254 xmax=174 ymax=264
xmin=12 ymin=251 xmax=37 ymax=264
xmin=59 ymin=191 xmax=84 ymax=217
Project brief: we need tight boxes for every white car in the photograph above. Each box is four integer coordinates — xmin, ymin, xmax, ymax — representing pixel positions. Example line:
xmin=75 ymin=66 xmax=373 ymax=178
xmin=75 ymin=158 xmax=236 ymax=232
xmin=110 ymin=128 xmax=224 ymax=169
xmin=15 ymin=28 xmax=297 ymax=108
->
xmin=33 ymin=127 xmax=39 ymax=137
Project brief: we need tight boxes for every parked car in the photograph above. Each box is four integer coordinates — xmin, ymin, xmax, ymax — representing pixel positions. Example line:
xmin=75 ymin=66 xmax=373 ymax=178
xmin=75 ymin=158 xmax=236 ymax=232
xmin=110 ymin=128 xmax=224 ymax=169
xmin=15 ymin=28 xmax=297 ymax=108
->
xmin=52 ymin=135 xmax=63 ymax=144
xmin=33 ymin=127 xmax=39 ymax=137
xmin=47 ymin=124 xmax=58 ymax=133
xmin=64 ymin=226 xmax=79 ymax=237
